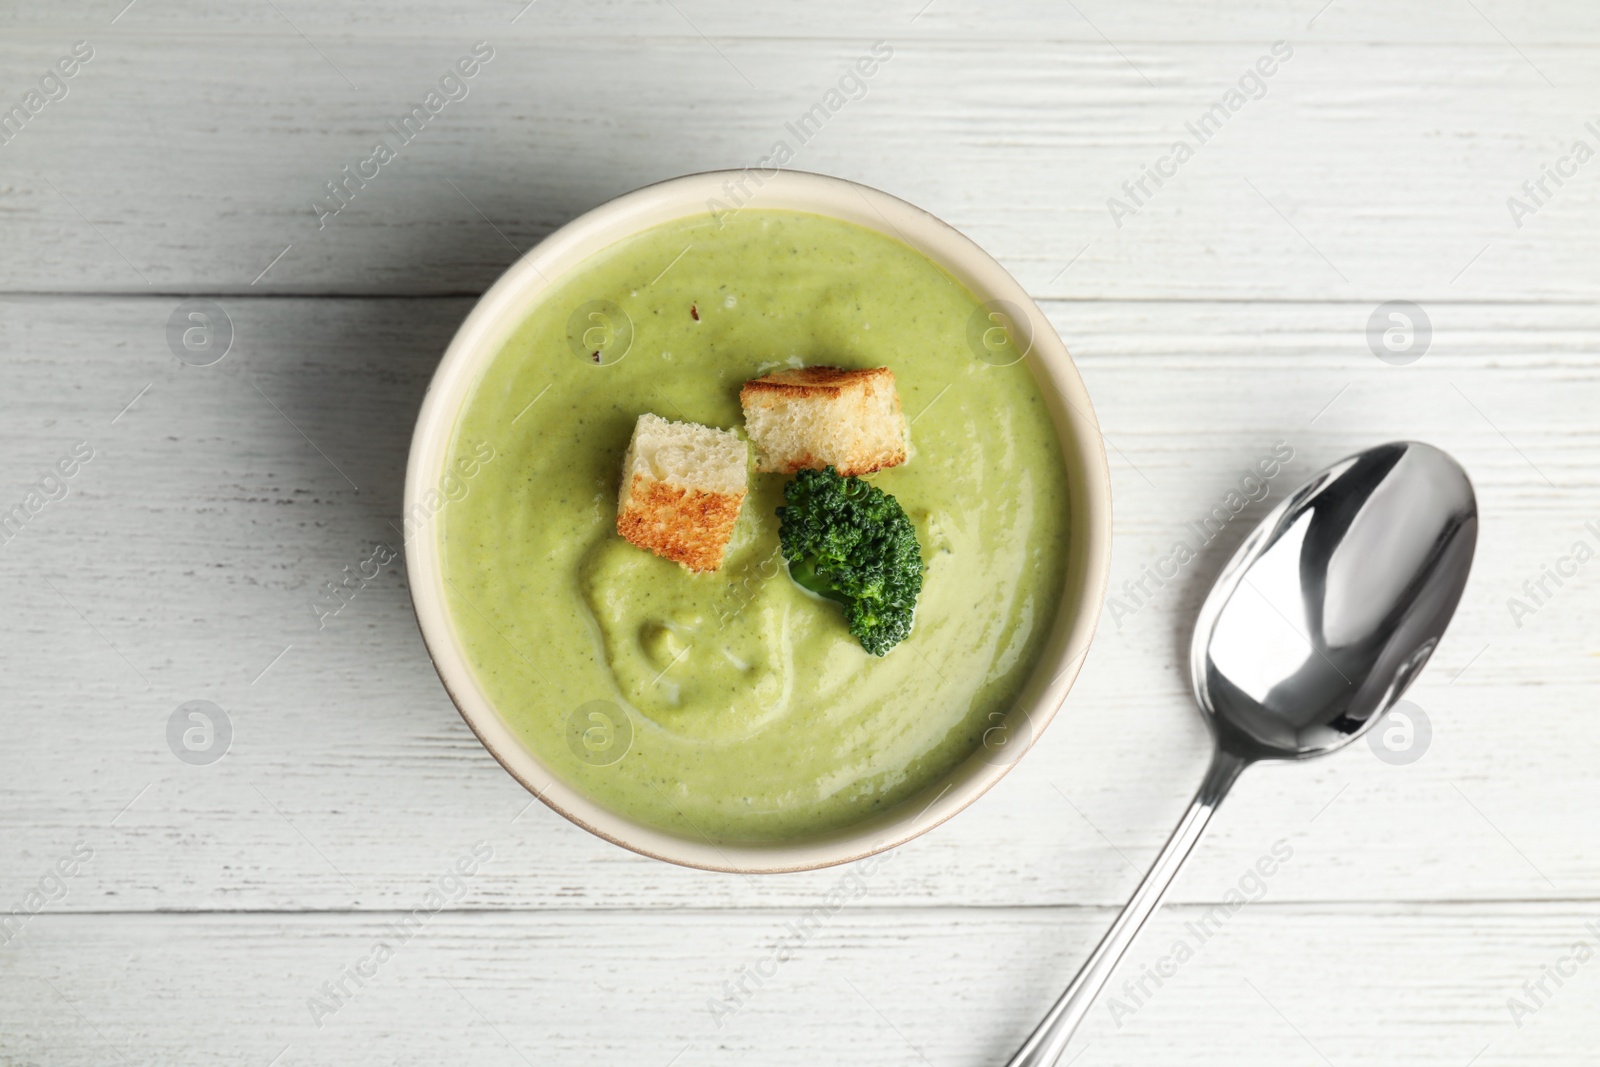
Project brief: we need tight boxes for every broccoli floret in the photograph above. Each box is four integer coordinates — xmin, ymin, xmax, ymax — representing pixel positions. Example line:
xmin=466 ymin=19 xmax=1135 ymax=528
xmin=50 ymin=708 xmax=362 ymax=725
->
xmin=775 ymin=466 xmax=925 ymax=656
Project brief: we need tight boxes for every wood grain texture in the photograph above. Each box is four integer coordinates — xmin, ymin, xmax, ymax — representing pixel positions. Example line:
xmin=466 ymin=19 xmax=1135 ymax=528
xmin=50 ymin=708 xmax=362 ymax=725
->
xmin=2 ymin=906 xmax=1598 ymax=1066
xmin=0 ymin=30 xmax=1595 ymax=300
xmin=2 ymin=3 xmax=1597 ymax=1062
xmin=5 ymin=0 xmax=1600 ymax=42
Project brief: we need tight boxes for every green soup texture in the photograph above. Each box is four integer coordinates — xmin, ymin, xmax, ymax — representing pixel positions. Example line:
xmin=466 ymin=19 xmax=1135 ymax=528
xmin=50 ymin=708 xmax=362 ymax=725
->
xmin=441 ymin=208 xmax=1070 ymax=843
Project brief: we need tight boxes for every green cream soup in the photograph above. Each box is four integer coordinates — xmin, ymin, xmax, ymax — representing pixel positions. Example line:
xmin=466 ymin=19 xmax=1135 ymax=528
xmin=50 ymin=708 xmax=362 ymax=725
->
xmin=442 ymin=209 xmax=1070 ymax=843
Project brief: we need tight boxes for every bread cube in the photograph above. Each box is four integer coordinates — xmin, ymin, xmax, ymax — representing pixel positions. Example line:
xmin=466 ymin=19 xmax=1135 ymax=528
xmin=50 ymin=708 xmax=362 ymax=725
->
xmin=616 ymin=413 xmax=748 ymax=572
xmin=739 ymin=366 xmax=907 ymax=476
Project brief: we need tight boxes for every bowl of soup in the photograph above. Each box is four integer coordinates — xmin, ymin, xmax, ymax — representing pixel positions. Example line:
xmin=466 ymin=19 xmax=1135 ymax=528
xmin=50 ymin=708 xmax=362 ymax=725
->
xmin=405 ymin=170 xmax=1111 ymax=872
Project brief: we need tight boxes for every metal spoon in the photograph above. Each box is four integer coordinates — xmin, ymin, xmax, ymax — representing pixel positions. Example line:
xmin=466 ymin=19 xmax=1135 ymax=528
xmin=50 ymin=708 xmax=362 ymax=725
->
xmin=1005 ymin=440 xmax=1478 ymax=1067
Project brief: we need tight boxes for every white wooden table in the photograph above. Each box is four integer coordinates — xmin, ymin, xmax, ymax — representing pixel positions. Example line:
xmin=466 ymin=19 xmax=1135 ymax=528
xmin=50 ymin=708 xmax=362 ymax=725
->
xmin=3 ymin=2 xmax=1597 ymax=1063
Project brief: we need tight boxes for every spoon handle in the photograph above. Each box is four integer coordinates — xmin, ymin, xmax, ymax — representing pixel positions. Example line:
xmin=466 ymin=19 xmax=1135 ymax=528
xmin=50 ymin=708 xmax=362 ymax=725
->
xmin=1003 ymin=749 xmax=1249 ymax=1067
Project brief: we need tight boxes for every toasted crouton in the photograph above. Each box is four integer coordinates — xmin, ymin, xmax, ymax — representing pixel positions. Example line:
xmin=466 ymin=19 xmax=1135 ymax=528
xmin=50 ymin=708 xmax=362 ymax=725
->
xmin=616 ymin=413 xmax=748 ymax=572
xmin=739 ymin=366 xmax=907 ymax=476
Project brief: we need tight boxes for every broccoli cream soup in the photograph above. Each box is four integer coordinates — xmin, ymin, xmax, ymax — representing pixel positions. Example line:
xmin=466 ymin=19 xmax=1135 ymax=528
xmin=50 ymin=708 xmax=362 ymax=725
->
xmin=441 ymin=209 xmax=1069 ymax=843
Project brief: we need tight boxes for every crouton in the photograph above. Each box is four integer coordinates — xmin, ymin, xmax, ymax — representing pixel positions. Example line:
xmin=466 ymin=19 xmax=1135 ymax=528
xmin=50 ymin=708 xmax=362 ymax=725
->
xmin=616 ymin=413 xmax=748 ymax=572
xmin=739 ymin=366 xmax=907 ymax=476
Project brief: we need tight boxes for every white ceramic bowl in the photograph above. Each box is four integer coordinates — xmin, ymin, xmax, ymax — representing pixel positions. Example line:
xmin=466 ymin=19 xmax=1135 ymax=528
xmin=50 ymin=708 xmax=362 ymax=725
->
xmin=405 ymin=170 xmax=1111 ymax=873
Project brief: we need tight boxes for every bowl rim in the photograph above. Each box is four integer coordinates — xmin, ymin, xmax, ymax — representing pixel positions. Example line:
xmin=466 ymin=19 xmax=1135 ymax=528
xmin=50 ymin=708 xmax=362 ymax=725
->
xmin=403 ymin=169 xmax=1112 ymax=873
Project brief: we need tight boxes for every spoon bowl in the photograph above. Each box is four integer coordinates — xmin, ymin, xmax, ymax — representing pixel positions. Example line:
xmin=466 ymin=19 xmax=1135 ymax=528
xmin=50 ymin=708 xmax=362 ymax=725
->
xmin=1006 ymin=440 xmax=1477 ymax=1067
xmin=1194 ymin=440 xmax=1478 ymax=762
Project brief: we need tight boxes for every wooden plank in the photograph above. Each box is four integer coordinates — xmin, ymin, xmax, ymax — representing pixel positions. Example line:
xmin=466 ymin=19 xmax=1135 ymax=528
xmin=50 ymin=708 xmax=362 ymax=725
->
xmin=0 ymin=904 xmax=1593 ymax=1065
xmin=0 ymin=34 xmax=1595 ymax=299
xmin=5 ymin=0 xmax=1599 ymax=43
xmin=1 ymin=294 xmax=1595 ymax=912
